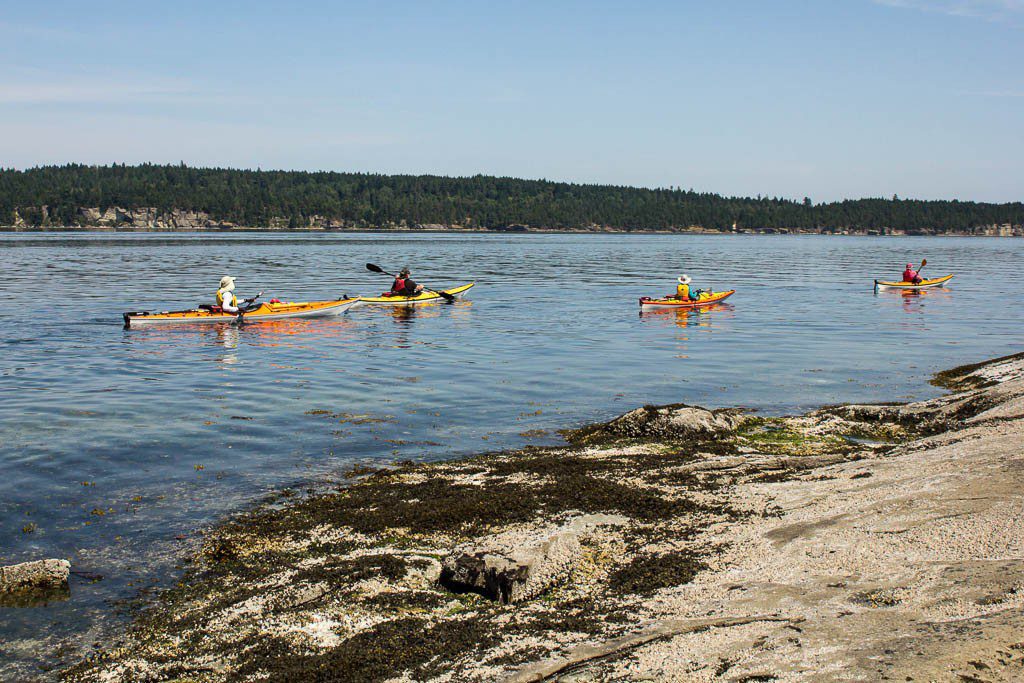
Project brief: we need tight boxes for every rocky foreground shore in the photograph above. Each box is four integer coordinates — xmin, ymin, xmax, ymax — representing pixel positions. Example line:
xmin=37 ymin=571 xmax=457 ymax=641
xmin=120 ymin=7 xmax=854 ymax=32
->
xmin=64 ymin=353 xmax=1024 ymax=682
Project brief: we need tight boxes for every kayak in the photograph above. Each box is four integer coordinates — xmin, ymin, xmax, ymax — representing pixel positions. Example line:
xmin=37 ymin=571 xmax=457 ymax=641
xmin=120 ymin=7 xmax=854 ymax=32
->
xmin=639 ymin=290 xmax=736 ymax=311
xmin=358 ymin=283 xmax=474 ymax=306
xmin=123 ymin=297 xmax=360 ymax=327
xmin=873 ymin=274 xmax=954 ymax=291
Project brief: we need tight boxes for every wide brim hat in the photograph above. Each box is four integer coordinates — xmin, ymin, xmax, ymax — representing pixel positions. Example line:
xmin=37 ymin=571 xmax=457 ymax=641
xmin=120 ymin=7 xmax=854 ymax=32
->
xmin=219 ymin=275 xmax=236 ymax=290
xmin=677 ymin=274 xmax=692 ymax=285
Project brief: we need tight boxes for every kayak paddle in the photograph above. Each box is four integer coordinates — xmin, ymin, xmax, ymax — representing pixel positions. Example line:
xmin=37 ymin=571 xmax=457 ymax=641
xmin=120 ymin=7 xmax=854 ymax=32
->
xmin=918 ymin=258 xmax=927 ymax=276
xmin=233 ymin=291 xmax=263 ymax=326
xmin=365 ymin=263 xmax=456 ymax=303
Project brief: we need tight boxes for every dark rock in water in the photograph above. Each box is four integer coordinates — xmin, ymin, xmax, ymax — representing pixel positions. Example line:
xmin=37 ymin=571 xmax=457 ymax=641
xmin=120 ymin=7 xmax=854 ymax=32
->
xmin=440 ymin=514 xmax=625 ymax=604
xmin=0 ymin=559 xmax=71 ymax=606
xmin=565 ymin=403 xmax=745 ymax=446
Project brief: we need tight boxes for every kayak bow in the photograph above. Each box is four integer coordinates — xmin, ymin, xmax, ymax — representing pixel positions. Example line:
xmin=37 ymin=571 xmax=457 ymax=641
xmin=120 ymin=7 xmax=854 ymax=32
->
xmin=358 ymin=283 xmax=474 ymax=306
xmin=639 ymin=290 xmax=735 ymax=311
xmin=123 ymin=297 xmax=360 ymax=327
xmin=873 ymin=274 xmax=954 ymax=291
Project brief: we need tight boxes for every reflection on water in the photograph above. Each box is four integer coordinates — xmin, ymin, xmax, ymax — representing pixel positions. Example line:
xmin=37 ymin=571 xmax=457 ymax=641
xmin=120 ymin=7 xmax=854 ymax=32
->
xmin=215 ymin=325 xmax=240 ymax=364
xmin=638 ymin=304 xmax=736 ymax=358
xmin=872 ymin=287 xmax=956 ymax=322
xmin=1 ymin=232 xmax=1022 ymax=678
xmin=639 ymin=303 xmax=734 ymax=328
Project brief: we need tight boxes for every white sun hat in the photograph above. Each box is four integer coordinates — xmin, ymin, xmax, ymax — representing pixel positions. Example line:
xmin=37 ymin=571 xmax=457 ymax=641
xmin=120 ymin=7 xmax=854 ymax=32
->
xmin=677 ymin=274 xmax=692 ymax=285
xmin=219 ymin=276 xmax=236 ymax=290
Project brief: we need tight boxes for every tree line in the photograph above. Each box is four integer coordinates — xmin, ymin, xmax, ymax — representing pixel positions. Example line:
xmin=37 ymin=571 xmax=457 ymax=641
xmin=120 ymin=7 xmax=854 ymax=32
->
xmin=1 ymin=163 xmax=1021 ymax=232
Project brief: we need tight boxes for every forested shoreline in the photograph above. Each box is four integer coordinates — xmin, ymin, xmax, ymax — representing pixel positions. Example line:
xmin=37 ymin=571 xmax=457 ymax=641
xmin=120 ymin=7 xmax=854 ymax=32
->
xmin=1 ymin=164 xmax=1021 ymax=234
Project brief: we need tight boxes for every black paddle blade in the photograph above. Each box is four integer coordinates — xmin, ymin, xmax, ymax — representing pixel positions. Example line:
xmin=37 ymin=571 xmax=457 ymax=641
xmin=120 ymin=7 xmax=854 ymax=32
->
xmin=439 ymin=291 xmax=456 ymax=303
xmin=366 ymin=263 xmax=385 ymax=273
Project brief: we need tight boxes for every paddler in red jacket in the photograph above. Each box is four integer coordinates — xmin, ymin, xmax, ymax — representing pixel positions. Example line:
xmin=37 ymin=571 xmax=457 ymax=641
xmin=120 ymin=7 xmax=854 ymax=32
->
xmin=902 ymin=263 xmax=923 ymax=284
xmin=390 ymin=267 xmax=425 ymax=297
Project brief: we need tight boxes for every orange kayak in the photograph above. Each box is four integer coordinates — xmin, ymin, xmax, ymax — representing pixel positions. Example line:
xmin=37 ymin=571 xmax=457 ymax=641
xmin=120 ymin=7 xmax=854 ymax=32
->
xmin=123 ymin=297 xmax=360 ymax=327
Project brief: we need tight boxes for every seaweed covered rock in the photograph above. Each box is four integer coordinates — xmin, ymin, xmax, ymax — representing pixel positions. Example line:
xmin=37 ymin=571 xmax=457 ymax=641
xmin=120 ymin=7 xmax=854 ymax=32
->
xmin=440 ymin=514 xmax=625 ymax=604
xmin=565 ymin=403 xmax=745 ymax=446
xmin=0 ymin=558 xmax=70 ymax=594
xmin=816 ymin=353 xmax=1024 ymax=437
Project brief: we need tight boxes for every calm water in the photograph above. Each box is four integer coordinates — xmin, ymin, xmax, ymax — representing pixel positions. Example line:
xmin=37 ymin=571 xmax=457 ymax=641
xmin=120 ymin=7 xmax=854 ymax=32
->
xmin=2 ymin=232 xmax=1023 ymax=676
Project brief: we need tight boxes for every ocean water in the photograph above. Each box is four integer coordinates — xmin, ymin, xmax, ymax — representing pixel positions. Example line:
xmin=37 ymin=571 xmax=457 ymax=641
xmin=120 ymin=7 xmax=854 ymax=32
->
xmin=1 ymin=231 xmax=1022 ymax=676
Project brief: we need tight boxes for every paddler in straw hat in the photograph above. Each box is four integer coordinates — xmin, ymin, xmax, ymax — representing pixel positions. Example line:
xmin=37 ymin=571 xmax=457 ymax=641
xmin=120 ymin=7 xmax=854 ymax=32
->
xmin=216 ymin=276 xmax=263 ymax=322
xmin=216 ymin=276 xmax=242 ymax=314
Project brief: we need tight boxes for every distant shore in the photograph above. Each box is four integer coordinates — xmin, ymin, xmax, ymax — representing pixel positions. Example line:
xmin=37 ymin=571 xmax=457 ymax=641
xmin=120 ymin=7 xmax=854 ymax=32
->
xmin=64 ymin=351 xmax=1024 ymax=682
xmin=3 ymin=225 xmax=1022 ymax=237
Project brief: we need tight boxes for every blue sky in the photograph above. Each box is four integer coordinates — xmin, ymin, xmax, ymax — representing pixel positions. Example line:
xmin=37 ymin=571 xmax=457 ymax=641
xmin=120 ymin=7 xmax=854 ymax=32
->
xmin=1 ymin=0 xmax=1021 ymax=202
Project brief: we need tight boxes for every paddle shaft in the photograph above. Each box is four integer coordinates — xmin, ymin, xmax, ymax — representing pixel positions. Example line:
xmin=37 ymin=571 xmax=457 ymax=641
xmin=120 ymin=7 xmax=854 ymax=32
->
xmin=365 ymin=264 xmax=455 ymax=302
xmin=233 ymin=292 xmax=263 ymax=325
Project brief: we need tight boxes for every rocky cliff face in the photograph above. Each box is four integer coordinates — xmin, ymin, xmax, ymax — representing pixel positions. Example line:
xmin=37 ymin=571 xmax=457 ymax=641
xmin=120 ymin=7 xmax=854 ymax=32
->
xmin=5 ymin=206 xmax=479 ymax=231
xmin=8 ymin=206 xmax=237 ymax=230
xmin=6 ymin=206 xmax=1022 ymax=235
xmin=75 ymin=206 xmax=230 ymax=229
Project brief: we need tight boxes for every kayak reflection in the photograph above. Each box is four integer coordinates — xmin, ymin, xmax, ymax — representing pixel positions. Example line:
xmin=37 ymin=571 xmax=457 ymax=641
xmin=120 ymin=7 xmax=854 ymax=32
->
xmin=898 ymin=287 xmax=953 ymax=314
xmin=638 ymin=303 xmax=735 ymax=359
xmin=353 ymin=298 xmax=474 ymax=322
xmin=639 ymin=302 xmax=734 ymax=329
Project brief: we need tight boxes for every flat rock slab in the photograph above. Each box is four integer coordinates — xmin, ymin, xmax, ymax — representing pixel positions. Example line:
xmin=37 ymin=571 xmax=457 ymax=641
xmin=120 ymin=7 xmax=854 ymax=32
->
xmin=1 ymin=559 xmax=71 ymax=593
xmin=441 ymin=514 xmax=626 ymax=604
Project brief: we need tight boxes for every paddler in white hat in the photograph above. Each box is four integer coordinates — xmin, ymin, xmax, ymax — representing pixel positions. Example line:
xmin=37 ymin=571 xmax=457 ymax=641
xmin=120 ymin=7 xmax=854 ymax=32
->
xmin=216 ymin=276 xmax=242 ymax=314
xmin=216 ymin=276 xmax=263 ymax=322
xmin=674 ymin=274 xmax=696 ymax=301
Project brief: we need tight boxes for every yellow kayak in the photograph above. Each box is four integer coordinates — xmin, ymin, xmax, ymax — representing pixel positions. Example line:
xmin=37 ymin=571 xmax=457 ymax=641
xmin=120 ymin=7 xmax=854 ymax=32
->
xmin=123 ymin=297 xmax=360 ymax=327
xmin=358 ymin=283 xmax=474 ymax=306
xmin=639 ymin=290 xmax=735 ymax=311
xmin=874 ymin=274 xmax=954 ymax=291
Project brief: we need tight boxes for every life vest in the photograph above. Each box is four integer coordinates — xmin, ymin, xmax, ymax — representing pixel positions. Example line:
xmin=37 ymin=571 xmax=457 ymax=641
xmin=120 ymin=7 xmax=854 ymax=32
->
xmin=216 ymin=289 xmax=237 ymax=307
xmin=676 ymin=283 xmax=690 ymax=299
xmin=391 ymin=278 xmax=407 ymax=294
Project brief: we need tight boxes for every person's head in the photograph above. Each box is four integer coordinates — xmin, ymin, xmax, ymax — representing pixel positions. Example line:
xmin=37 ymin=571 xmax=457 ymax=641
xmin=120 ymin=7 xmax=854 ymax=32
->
xmin=219 ymin=276 xmax=236 ymax=292
xmin=906 ymin=264 xmax=913 ymax=270
xmin=399 ymin=267 xmax=411 ymax=277
xmin=678 ymin=274 xmax=692 ymax=285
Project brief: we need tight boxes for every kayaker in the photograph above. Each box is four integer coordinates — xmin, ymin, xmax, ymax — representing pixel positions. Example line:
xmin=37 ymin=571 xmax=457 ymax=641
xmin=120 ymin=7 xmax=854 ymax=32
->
xmin=216 ymin=276 xmax=258 ymax=316
xmin=216 ymin=276 xmax=241 ymax=313
xmin=674 ymin=274 xmax=698 ymax=301
xmin=902 ymin=263 xmax=923 ymax=284
xmin=390 ymin=268 xmax=424 ymax=297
